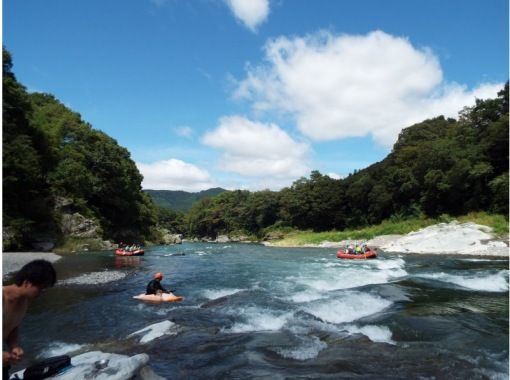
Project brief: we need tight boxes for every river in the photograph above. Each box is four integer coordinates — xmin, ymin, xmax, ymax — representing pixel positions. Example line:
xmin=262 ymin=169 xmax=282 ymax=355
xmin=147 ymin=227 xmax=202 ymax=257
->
xmin=12 ymin=243 xmax=509 ymax=379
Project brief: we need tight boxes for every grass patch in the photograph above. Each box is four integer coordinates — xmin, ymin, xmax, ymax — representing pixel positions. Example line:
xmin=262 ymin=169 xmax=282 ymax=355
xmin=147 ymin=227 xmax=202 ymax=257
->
xmin=456 ymin=212 xmax=508 ymax=236
xmin=271 ymin=212 xmax=508 ymax=246
xmin=54 ymin=237 xmax=109 ymax=254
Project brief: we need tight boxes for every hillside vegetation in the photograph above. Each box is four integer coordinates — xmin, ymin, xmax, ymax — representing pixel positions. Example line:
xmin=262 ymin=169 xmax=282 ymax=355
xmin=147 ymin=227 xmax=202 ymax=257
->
xmin=3 ymin=48 xmax=159 ymax=249
xmin=184 ymin=83 xmax=508 ymax=239
xmin=145 ymin=188 xmax=226 ymax=212
xmin=3 ymin=47 xmax=508 ymax=250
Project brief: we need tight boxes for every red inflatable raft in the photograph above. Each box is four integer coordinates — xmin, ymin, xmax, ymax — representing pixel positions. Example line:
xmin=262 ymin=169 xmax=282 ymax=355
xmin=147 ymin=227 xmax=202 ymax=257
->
xmin=337 ymin=249 xmax=377 ymax=259
xmin=115 ymin=248 xmax=145 ymax=256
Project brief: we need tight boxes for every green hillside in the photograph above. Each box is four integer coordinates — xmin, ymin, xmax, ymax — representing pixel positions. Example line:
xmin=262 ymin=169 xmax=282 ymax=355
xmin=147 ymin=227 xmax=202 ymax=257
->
xmin=3 ymin=48 xmax=159 ymax=249
xmin=145 ymin=188 xmax=226 ymax=212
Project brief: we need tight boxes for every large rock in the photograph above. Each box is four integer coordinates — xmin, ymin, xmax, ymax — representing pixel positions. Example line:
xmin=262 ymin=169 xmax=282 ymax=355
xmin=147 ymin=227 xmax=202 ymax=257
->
xmin=380 ymin=222 xmax=509 ymax=256
xmin=60 ymin=213 xmax=101 ymax=238
xmin=215 ymin=235 xmax=230 ymax=243
xmin=162 ymin=233 xmax=183 ymax=245
xmin=11 ymin=351 xmax=164 ymax=380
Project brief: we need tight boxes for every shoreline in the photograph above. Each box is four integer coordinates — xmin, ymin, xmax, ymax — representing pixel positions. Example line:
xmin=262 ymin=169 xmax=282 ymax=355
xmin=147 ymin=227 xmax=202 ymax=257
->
xmin=263 ymin=222 xmax=509 ymax=257
xmin=2 ymin=222 xmax=508 ymax=279
xmin=2 ymin=251 xmax=62 ymax=278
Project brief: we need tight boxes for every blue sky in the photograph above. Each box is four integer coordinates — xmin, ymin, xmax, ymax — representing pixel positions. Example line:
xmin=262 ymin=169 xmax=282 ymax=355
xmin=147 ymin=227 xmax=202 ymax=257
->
xmin=3 ymin=0 xmax=508 ymax=191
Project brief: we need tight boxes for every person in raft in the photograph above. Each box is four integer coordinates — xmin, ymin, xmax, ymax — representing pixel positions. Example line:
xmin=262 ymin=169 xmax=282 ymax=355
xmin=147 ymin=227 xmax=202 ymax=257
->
xmin=3 ymin=260 xmax=57 ymax=379
xmin=146 ymin=272 xmax=173 ymax=295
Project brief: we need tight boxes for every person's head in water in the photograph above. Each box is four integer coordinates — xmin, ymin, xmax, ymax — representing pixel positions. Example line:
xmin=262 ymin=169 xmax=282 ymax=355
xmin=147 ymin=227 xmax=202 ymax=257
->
xmin=154 ymin=272 xmax=164 ymax=281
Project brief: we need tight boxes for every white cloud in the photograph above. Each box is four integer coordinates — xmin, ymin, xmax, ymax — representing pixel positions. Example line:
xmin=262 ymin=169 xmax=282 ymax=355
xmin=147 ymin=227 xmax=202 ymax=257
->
xmin=202 ymin=116 xmax=310 ymax=185
xmin=327 ymin=172 xmax=342 ymax=180
xmin=225 ymin=0 xmax=269 ymax=32
xmin=174 ymin=125 xmax=193 ymax=138
xmin=137 ymin=159 xmax=217 ymax=191
xmin=234 ymin=30 xmax=504 ymax=147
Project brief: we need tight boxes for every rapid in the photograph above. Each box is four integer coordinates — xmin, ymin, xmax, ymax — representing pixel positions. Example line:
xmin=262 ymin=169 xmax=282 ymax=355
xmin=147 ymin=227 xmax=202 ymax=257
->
xmin=14 ymin=243 xmax=509 ymax=379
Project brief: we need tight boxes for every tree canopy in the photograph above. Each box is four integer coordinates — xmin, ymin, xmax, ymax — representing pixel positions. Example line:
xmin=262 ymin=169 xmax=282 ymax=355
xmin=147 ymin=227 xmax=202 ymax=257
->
xmin=3 ymin=47 xmax=508 ymax=247
xmin=3 ymin=48 xmax=159 ymax=249
xmin=185 ymin=84 xmax=509 ymax=238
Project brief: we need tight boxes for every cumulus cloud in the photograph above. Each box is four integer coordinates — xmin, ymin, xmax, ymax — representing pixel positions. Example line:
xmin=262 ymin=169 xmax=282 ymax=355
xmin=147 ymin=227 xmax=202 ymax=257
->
xmin=234 ymin=30 xmax=504 ymax=147
xmin=225 ymin=0 xmax=269 ymax=32
xmin=137 ymin=159 xmax=217 ymax=191
xmin=202 ymin=116 xmax=310 ymax=183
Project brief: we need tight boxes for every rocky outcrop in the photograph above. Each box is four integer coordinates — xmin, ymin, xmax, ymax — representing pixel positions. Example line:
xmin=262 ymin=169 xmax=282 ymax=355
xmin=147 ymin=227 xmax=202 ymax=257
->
xmin=153 ymin=228 xmax=183 ymax=245
xmin=60 ymin=213 xmax=101 ymax=238
xmin=162 ymin=232 xmax=183 ymax=245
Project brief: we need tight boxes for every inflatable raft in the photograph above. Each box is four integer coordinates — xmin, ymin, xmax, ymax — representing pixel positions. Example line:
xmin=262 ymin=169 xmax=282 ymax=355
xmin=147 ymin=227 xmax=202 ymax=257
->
xmin=337 ymin=249 xmax=377 ymax=259
xmin=133 ymin=293 xmax=183 ymax=303
xmin=115 ymin=248 xmax=144 ymax=256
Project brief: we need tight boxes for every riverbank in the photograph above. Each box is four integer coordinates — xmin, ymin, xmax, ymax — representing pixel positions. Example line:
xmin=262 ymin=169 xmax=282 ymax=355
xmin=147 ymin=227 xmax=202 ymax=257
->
xmin=264 ymin=221 xmax=509 ymax=257
xmin=3 ymin=219 xmax=508 ymax=279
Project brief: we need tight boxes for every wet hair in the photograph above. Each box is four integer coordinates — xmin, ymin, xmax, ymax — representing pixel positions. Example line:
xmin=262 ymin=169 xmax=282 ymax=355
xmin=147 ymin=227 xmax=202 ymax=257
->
xmin=14 ymin=259 xmax=57 ymax=288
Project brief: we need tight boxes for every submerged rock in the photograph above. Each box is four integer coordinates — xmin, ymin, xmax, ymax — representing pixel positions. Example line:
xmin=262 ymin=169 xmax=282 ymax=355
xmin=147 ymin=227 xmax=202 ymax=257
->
xmin=128 ymin=320 xmax=179 ymax=344
xmin=12 ymin=351 xmax=164 ymax=380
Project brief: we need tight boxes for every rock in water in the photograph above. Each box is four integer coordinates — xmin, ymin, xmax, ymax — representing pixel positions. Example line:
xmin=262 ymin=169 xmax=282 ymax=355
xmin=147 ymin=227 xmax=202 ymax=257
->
xmin=12 ymin=351 xmax=161 ymax=380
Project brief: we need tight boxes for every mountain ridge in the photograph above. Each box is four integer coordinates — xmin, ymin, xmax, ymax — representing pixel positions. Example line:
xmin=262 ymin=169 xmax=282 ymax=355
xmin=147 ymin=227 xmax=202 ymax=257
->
xmin=144 ymin=188 xmax=227 ymax=212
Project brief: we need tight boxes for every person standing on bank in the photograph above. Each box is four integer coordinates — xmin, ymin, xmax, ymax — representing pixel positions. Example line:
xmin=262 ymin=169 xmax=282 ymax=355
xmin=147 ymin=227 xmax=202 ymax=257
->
xmin=3 ymin=259 xmax=57 ymax=379
xmin=146 ymin=272 xmax=173 ymax=295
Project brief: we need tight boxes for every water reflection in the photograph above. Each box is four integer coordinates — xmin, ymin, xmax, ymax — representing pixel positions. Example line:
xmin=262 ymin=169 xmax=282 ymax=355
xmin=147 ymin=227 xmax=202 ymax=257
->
xmin=115 ymin=256 xmax=142 ymax=269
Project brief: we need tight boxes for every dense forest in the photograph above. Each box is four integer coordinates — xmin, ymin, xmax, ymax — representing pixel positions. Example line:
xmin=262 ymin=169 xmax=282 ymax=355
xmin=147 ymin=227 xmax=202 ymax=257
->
xmin=3 ymin=47 xmax=508 ymax=250
xmin=3 ymin=48 xmax=159 ymax=249
xmin=184 ymin=83 xmax=509 ymax=239
xmin=145 ymin=188 xmax=226 ymax=212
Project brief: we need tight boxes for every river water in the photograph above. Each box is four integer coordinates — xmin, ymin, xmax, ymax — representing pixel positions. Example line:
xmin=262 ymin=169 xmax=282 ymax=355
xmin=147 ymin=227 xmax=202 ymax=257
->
xmin=13 ymin=243 xmax=509 ymax=379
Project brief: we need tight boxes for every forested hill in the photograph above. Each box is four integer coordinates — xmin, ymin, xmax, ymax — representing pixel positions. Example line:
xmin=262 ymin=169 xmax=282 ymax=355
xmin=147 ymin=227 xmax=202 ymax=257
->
xmin=184 ymin=83 xmax=509 ymax=238
xmin=3 ymin=47 xmax=508 ymax=247
xmin=3 ymin=48 xmax=159 ymax=250
xmin=145 ymin=188 xmax=226 ymax=212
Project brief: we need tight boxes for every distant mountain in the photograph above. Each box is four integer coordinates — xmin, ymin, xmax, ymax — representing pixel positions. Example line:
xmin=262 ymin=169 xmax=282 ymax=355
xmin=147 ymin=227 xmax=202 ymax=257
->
xmin=145 ymin=188 xmax=227 ymax=212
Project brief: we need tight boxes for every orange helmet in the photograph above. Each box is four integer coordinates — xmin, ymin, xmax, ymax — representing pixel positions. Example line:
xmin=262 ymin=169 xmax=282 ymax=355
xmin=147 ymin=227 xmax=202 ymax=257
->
xmin=154 ymin=272 xmax=163 ymax=280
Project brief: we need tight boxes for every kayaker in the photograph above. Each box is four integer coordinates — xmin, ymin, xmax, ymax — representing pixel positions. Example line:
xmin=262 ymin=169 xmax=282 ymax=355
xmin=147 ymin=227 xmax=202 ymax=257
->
xmin=145 ymin=272 xmax=173 ymax=295
xmin=3 ymin=260 xmax=57 ymax=379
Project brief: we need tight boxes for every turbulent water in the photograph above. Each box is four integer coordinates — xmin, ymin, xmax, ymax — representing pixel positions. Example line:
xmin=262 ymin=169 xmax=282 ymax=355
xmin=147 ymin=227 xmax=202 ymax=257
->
xmin=13 ymin=243 xmax=509 ymax=379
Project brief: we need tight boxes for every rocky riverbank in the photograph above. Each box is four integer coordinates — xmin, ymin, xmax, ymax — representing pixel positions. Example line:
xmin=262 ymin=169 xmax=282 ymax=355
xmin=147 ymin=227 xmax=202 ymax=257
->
xmin=264 ymin=221 xmax=509 ymax=257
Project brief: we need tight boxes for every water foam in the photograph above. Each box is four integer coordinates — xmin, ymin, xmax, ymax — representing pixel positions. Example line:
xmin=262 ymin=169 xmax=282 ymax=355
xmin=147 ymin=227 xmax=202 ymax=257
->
xmin=128 ymin=320 xmax=179 ymax=344
xmin=38 ymin=342 xmax=84 ymax=358
xmin=203 ymin=288 xmax=244 ymax=300
xmin=276 ymin=335 xmax=327 ymax=360
xmin=303 ymin=292 xmax=392 ymax=323
xmin=416 ymin=270 xmax=509 ymax=292
xmin=344 ymin=324 xmax=395 ymax=344
xmin=223 ymin=307 xmax=293 ymax=333
xmin=288 ymin=289 xmax=325 ymax=303
xmin=296 ymin=259 xmax=407 ymax=293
